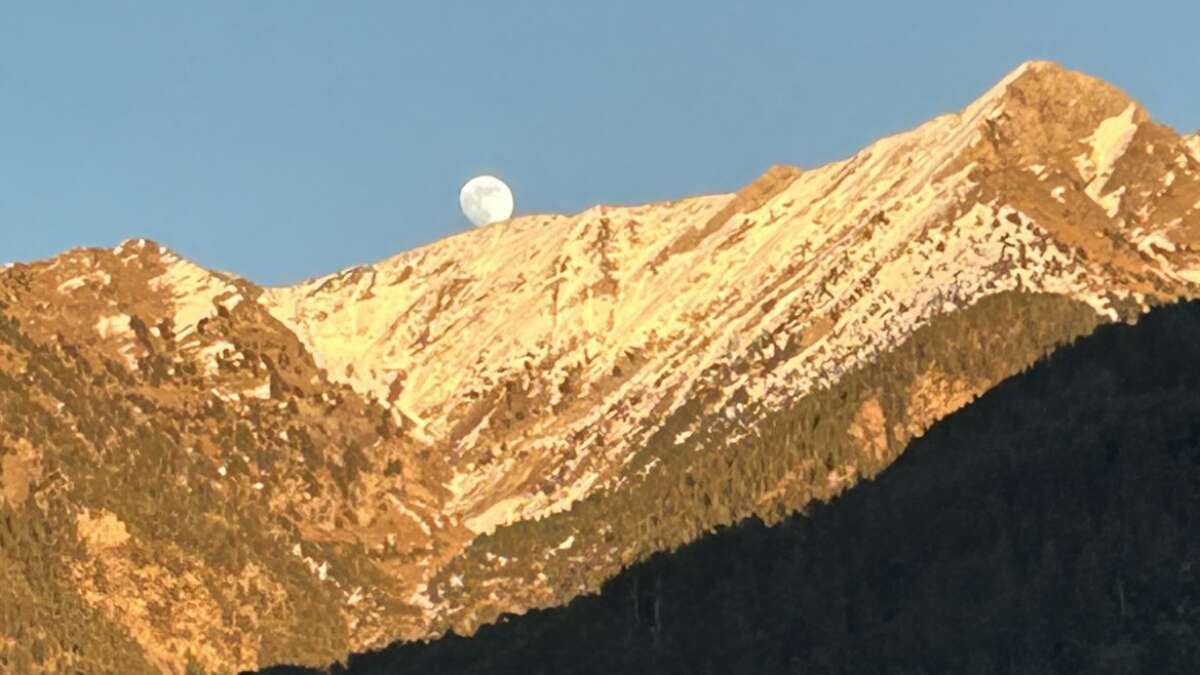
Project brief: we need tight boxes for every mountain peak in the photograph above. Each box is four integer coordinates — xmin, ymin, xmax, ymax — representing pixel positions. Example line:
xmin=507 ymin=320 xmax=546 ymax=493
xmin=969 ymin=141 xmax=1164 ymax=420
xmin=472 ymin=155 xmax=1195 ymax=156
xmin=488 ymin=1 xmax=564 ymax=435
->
xmin=976 ymin=60 xmax=1141 ymax=115
xmin=5 ymin=62 xmax=1200 ymax=672
xmin=960 ymin=61 xmax=1148 ymax=165
xmin=113 ymin=236 xmax=163 ymax=252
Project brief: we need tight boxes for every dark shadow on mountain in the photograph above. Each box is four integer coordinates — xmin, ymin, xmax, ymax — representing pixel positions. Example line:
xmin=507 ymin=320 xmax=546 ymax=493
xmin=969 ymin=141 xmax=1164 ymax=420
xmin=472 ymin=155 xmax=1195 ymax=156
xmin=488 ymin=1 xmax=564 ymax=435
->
xmin=259 ymin=300 xmax=1200 ymax=675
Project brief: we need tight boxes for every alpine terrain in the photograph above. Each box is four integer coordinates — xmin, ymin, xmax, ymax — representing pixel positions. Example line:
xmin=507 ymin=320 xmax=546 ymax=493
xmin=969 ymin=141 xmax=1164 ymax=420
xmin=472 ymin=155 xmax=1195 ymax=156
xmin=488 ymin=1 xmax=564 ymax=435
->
xmin=293 ymin=299 xmax=1200 ymax=675
xmin=1 ymin=61 xmax=1199 ymax=673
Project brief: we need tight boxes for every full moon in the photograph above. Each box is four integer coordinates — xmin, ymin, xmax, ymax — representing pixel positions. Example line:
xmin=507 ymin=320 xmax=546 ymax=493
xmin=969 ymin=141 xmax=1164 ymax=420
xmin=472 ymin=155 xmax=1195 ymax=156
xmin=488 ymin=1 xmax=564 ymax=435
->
xmin=460 ymin=175 xmax=515 ymax=227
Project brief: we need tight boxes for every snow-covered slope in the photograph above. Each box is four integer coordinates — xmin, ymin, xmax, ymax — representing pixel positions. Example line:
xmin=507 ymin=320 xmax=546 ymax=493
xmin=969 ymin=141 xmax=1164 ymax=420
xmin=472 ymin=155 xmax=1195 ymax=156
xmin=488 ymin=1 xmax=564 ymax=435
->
xmin=262 ymin=61 xmax=1200 ymax=540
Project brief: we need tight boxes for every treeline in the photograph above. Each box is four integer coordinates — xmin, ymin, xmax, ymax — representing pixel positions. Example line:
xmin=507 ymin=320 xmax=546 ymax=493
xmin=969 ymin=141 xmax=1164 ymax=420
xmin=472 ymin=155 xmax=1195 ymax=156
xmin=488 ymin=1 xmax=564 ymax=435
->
xmin=294 ymin=299 xmax=1200 ymax=674
xmin=413 ymin=292 xmax=1105 ymax=637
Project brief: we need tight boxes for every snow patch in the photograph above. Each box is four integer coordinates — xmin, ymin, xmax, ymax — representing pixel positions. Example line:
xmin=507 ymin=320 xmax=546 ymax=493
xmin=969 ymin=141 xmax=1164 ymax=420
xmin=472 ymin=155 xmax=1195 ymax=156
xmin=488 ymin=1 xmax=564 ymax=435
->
xmin=408 ymin=585 xmax=436 ymax=610
xmin=58 ymin=270 xmax=111 ymax=293
xmin=1096 ymin=186 xmax=1126 ymax=217
xmin=197 ymin=341 xmax=235 ymax=376
xmin=95 ymin=314 xmax=132 ymax=339
xmin=388 ymin=495 xmax=433 ymax=536
xmin=1185 ymin=134 xmax=1200 ymax=163
xmin=244 ymin=380 xmax=272 ymax=400
xmin=148 ymin=255 xmax=240 ymax=340
xmin=1138 ymin=232 xmax=1177 ymax=255
xmin=1083 ymin=104 xmax=1140 ymax=182
xmin=464 ymin=495 xmax=530 ymax=535
xmin=1079 ymin=104 xmax=1139 ymax=217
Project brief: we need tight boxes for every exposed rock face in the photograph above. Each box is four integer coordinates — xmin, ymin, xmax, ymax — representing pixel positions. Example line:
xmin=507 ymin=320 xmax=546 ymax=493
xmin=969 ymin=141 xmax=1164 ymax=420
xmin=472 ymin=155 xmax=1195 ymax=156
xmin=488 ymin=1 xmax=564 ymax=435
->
xmin=1 ymin=61 xmax=1199 ymax=672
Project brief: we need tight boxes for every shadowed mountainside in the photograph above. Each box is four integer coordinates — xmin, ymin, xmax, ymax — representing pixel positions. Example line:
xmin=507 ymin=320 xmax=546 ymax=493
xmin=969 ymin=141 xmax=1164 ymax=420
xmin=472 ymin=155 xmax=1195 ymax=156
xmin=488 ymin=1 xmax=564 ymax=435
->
xmin=277 ymin=300 xmax=1200 ymax=674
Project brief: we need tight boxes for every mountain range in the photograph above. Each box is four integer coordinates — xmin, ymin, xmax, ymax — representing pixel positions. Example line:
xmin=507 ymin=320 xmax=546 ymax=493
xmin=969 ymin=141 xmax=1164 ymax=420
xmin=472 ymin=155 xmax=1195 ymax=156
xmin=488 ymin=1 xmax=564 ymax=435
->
xmin=1 ymin=60 xmax=1199 ymax=673
xmin=286 ymin=298 xmax=1200 ymax=674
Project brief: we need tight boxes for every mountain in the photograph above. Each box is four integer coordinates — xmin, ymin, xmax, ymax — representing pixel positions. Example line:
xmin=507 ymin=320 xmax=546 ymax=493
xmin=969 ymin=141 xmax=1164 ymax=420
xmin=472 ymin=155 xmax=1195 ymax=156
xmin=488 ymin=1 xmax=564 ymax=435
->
xmin=293 ymin=299 xmax=1200 ymax=675
xmin=1 ymin=61 xmax=1199 ymax=673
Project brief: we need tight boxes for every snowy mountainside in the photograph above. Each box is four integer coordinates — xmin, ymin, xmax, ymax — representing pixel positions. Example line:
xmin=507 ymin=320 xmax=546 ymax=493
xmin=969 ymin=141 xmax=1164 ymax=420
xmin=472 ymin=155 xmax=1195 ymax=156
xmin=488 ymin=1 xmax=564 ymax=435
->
xmin=263 ymin=61 xmax=1200 ymax=542
xmin=1 ymin=61 xmax=1199 ymax=672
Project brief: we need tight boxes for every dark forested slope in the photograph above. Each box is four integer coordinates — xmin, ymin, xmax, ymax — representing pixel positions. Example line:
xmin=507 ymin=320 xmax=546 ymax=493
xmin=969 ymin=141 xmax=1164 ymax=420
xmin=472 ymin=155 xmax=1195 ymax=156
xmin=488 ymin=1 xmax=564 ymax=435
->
xmin=266 ymin=300 xmax=1200 ymax=675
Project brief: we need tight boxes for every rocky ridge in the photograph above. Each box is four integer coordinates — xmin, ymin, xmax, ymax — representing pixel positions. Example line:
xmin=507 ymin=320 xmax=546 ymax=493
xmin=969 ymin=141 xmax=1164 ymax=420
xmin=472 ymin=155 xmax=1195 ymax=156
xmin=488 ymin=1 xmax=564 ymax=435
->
xmin=1 ymin=61 xmax=1199 ymax=672
xmin=264 ymin=60 xmax=1200 ymax=544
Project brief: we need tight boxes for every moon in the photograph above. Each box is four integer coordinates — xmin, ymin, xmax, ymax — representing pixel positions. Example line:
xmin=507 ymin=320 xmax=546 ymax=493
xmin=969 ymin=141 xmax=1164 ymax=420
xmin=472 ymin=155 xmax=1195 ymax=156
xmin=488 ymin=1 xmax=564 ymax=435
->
xmin=460 ymin=175 xmax=515 ymax=226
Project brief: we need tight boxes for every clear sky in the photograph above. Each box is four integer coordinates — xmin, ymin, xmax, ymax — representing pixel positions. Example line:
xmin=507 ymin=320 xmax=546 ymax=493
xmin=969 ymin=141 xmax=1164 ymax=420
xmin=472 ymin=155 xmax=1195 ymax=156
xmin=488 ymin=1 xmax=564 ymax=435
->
xmin=3 ymin=1 xmax=1198 ymax=286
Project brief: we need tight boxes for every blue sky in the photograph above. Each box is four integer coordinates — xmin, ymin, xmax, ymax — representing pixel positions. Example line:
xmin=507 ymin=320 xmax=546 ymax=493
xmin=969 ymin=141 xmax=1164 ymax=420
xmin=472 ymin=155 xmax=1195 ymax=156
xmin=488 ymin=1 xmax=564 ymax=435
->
xmin=2 ymin=1 xmax=1198 ymax=285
